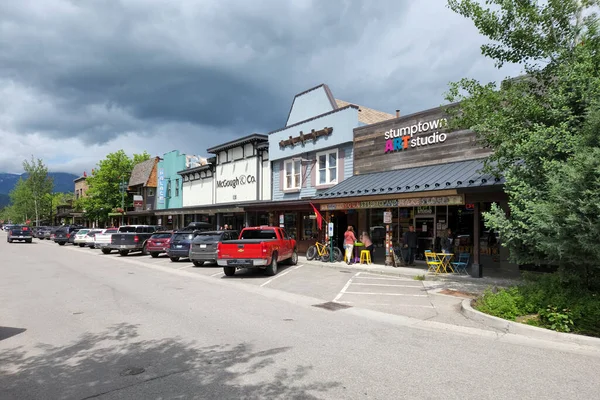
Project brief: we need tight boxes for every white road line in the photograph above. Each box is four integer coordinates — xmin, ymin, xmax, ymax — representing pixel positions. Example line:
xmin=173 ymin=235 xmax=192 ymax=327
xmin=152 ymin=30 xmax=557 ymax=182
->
xmin=353 ymin=276 xmax=413 ymax=281
xmin=177 ymin=265 xmax=193 ymax=270
xmin=336 ymin=300 xmax=435 ymax=308
xmin=332 ymin=271 xmax=361 ymax=302
xmin=260 ymin=264 xmax=304 ymax=287
xmin=210 ymin=271 xmax=224 ymax=277
xmin=351 ymin=283 xmax=424 ymax=288
xmin=342 ymin=292 xmax=428 ymax=297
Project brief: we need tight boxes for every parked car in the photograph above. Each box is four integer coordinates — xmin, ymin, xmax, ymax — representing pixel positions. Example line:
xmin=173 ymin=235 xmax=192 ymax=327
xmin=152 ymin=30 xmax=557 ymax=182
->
xmin=73 ymin=229 xmax=91 ymax=247
xmin=3 ymin=224 xmax=15 ymax=232
xmin=95 ymin=228 xmax=119 ymax=253
xmin=85 ymin=230 xmax=104 ymax=248
xmin=109 ymin=225 xmax=162 ymax=256
xmin=145 ymin=231 xmax=174 ymax=258
xmin=68 ymin=228 xmax=81 ymax=245
xmin=53 ymin=225 xmax=83 ymax=245
xmin=166 ymin=230 xmax=199 ymax=262
xmin=217 ymin=226 xmax=297 ymax=276
xmin=7 ymin=225 xmax=33 ymax=243
xmin=48 ymin=226 xmax=61 ymax=241
xmin=189 ymin=230 xmax=238 ymax=267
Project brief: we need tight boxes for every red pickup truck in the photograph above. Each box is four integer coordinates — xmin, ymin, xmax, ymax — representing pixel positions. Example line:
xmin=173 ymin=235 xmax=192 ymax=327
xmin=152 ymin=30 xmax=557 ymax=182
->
xmin=217 ymin=226 xmax=298 ymax=276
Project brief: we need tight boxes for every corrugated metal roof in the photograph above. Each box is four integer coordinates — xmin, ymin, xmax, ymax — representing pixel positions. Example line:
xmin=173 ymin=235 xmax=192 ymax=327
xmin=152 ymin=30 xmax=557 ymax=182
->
xmin=314 ymin=159 xmax=503 ymax=199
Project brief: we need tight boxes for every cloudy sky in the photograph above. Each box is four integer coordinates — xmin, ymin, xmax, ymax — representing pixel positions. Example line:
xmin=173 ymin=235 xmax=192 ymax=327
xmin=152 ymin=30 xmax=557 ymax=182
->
xmin=0 ymin=0 xmax=521 ymax=174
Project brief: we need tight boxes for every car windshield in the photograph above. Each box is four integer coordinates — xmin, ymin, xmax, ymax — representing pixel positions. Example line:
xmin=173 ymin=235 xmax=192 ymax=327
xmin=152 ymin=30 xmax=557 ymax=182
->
xmin=194 ymin=234 xmax=222 ymax=242
xmin=118 ymin=226 xmax=138 ymax=233
xmin=173 ymin=233 xmax=194 ymax=241
xmin=78 ymin=229 xmax=90 ymax=234
xmin=240 ymin=230 xmax=278 ymax=240
xmin=151 ymin=233 xmax=172 ymax=239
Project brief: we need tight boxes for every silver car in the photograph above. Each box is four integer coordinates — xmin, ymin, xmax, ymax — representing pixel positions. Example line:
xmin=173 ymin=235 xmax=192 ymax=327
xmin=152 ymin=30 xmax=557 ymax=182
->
xmin=188 ymin=230 xmax=238 ymax=267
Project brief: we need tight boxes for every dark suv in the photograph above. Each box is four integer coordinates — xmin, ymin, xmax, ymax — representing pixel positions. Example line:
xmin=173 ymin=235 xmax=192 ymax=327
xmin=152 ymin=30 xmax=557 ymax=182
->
xmin=7 ymin=225 xmax=33 ymax=243
xmin=54 ymin=225 xmax=84 ymax=246
xmin=166 ymin=230 xmax=198 ymax=262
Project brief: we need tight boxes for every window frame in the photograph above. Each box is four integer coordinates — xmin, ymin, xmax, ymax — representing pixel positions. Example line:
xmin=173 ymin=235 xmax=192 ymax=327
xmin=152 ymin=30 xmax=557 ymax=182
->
xmin=283 ymin=159 xmax=302 ymax=190
xmin=316 ymin=148 xmax=339 ymax=186
xmin=175 ymin=179 xmax=180 ymax=197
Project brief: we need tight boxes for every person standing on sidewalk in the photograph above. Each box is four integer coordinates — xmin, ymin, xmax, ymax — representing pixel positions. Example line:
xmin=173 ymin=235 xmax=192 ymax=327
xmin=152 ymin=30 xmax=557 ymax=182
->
xmin=403 ymin=225 xmax=418 ymax=265
xmin=361 ymin=231 xmax=374 ymax=262
xmin=344 ymin=226 xmax=357 ymax=265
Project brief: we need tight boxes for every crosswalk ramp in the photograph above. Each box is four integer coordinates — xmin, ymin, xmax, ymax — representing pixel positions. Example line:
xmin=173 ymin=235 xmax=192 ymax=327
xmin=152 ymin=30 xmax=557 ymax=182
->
xmin=333 ymin=272 xmax=437 ymax=319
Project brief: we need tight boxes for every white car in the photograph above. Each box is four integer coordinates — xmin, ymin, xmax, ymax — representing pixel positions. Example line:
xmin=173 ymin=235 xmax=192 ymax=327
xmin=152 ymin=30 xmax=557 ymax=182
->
xmin=85 ymin=229 xmax=105 ymax=248
xmin=73 ymin=229 xmax=91 ymax=247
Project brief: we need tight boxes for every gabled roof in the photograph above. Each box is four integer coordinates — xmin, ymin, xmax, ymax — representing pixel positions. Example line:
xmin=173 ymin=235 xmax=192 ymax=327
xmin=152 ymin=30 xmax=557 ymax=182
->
xmin=335 ymin=99 xmax=395 ymax=125
xmin=128 ymin=158 xmax=158 ymax=187
xmin=314 ymin=159 xmax=503 ymax=200
xmin=284 ymin=84 xmax=338 ymax=126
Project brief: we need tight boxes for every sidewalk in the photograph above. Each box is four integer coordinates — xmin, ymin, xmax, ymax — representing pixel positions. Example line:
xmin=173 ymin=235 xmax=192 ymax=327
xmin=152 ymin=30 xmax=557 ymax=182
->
xmin=299 ymin=256 xmax=519 ymax=295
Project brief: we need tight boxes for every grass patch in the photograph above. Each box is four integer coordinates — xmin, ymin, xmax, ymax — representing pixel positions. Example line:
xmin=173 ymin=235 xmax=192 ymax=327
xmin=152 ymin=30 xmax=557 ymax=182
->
xmin=474 ymin=272 xmax=600 ymax=337
xmin=413 ymin=274 xmax=425 ymax=281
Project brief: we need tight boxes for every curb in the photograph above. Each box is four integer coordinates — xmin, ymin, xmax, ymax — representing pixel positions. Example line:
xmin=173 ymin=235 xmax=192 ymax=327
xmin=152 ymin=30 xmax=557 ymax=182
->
xmin=460 ymin=298 xmax=600 ymax=348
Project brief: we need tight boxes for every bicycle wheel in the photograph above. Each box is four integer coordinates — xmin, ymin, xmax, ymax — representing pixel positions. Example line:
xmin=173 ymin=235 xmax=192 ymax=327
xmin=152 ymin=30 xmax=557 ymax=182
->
xmin=333 ymin=247 xmax=343 ymax=262
xmin=320 ymin=249 xmax=331 ymax=262
xmin=306 ymin=245 xmax=317 ymax=261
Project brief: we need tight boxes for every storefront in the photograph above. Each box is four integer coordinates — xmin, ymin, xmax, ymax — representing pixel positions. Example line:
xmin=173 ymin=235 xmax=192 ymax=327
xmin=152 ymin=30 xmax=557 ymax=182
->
xmin=313 ymin=104 xmax=515 ymax=277
xmin=261 ymin=84 xmax=394 ymax=252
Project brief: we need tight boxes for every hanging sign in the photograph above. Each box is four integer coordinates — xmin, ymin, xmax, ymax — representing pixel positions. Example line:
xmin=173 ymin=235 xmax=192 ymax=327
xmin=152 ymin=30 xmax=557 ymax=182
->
xmin=383 ymin=211 xmax=392 ymax=224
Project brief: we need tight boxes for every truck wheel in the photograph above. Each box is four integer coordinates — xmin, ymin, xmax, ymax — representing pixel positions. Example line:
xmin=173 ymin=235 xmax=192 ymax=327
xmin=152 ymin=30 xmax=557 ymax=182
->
xmin=119 ymin=250 xmax=129 ymax=256
xmin=58 ymin=242 xmax=65 ymax=246
xmin=265 ymin=253 xmax=278 ymax=276
xmin=79 ymin=243 xmax=85 ymax=247
xmin=150 ymin=252 xmax=159 ymax=258
xmin=193 ymin=261 xmax=204 ymax=267
xmin=306 ymin=245 xmax=317 ymax=261
xmin=102 ymin=248 xmax=111 ymax=254
xmin=289 ymin=250 xmax=298 ymax=265
xmin=223 ymin=266 xmax=236 ymax=276
xmin=170 ymin=256 xmax=180 ymax=262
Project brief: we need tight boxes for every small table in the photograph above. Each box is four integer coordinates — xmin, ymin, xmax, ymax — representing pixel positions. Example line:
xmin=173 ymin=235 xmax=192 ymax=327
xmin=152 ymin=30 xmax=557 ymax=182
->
xmin=353 ymin=242 xmax=364 ymax=263
xmin=435 ymin=253 xmax=454 ymax=273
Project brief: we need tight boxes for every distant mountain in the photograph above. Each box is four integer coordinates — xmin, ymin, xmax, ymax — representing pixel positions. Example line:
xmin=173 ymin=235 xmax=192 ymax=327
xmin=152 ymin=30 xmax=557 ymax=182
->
xmin=0 ymin=172 xmax=79 ymax=199
xmin=0 ymin=193 xmax=9 ymax=208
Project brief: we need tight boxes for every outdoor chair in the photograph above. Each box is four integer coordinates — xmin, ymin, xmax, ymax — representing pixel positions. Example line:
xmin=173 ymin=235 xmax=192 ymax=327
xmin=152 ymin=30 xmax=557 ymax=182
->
xmin=451 ymin=252 xmax=470 ymax=274
xmin=424 ymin=251 xmax=443 ymax=274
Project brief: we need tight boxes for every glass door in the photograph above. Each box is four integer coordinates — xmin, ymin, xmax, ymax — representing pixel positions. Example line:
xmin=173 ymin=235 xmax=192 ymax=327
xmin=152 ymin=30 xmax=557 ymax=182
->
xmin=414 ymin=216 xmax=435 ymax=260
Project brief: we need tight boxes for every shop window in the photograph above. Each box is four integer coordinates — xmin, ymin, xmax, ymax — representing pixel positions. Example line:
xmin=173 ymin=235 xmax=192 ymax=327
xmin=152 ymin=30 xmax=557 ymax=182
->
xmin=316 ymin=149 xmax=338 ymax=185
xmin=284 ymin=213 xmax=297 ymax=239
xmin=148 ymin=188 xmax=155 ymax=196
xmin=301 ymin=212 xmax=318 ymax=240
xmin=284 ymin=159 xmax=301 ymax=190
xmin=175 ymin=179 xmax=180 ymax=197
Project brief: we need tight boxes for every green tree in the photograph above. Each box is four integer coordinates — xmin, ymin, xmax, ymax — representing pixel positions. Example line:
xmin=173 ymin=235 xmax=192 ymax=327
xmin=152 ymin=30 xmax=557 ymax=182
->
xmin=445 ymin=0 xmax=600 ymax=281
xmin=8 ymin=178 xmax=34 ymax=224
xmin=22 ymin=156 xmax=54 ymax=226
xmin=78 ymin=150 xmax=150 ymax=224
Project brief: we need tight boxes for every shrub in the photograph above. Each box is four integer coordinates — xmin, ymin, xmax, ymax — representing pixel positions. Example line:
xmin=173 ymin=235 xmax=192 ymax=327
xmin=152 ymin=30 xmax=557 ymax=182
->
xmin=475 ymin=287 xmax=523 ymax=320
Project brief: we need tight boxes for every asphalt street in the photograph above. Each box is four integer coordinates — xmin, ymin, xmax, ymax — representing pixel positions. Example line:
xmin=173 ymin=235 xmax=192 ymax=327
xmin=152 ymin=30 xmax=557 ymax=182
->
xmin=1 ymin=233 xmax=599 ymax=399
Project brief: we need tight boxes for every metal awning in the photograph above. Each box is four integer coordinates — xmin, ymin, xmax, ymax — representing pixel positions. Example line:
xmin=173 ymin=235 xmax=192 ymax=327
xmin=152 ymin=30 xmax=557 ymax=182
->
xmin=314 ymin=158 xmax=503 ymax=200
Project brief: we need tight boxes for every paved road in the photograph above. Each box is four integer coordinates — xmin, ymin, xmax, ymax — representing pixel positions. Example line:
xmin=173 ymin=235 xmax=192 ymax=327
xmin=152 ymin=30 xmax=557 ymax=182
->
xmin=1 ymin=233 xmax=599 ymax=399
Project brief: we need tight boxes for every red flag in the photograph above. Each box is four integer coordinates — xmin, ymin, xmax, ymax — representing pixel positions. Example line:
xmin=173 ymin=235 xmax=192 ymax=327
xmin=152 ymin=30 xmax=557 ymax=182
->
xmin=310 ymin=202 xmax=323 ymax=230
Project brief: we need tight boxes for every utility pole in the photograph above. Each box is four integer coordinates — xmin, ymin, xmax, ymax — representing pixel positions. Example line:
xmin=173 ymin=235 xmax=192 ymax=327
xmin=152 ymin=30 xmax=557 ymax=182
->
xmin=120 ymin=176 xmax=126 ymax=226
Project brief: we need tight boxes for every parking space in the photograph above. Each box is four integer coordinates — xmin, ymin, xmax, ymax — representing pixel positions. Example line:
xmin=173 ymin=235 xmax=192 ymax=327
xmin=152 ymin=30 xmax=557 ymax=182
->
xmin=35 ymin=238 xmax=442 ymax=320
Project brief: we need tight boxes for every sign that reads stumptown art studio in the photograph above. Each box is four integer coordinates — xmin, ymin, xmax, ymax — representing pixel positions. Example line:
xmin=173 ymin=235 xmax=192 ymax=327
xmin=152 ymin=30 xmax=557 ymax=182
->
xmin=384 ymin=118 xmax=449 ymax=153
xmin=216 ymin=174 xmax=257 ymax=189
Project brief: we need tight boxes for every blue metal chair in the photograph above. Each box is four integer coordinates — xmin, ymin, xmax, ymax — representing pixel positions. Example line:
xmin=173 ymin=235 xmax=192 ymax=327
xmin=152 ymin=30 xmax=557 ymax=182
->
xmin=451 ymin=252 xmax=470 ymax=274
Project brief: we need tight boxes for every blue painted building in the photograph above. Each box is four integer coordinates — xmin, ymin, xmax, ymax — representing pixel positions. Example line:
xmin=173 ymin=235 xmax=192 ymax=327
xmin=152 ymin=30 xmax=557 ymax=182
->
xmin=155 ymin=150 xmax=187 ymax=228
xmin=245 ymin=84 xmax=394 ymax=252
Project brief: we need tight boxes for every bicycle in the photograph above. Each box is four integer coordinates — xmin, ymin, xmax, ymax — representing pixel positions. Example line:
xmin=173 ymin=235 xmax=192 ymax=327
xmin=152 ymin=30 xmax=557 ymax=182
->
xmin=306 ymin=240 xmax=343 ymax=262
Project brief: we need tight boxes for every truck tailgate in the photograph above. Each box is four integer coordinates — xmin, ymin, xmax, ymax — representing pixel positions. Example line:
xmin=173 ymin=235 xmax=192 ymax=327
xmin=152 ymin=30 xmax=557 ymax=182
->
xmin=111 ymin=234 xmax=137 ymax=246
xmin=218 ymin=239 xmax=276 ymax=260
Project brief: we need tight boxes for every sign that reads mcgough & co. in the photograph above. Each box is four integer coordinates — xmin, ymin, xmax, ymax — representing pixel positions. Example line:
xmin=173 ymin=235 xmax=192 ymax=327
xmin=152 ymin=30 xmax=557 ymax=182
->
xmin=216 ymin=174 xmax=256 ymax=189
xmin=384 ymin=118 xmax=448 ymax=154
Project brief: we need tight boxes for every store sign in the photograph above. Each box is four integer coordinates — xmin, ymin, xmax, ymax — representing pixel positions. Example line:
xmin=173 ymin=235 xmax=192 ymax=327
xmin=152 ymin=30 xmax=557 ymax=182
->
xmin=320 ymin=199 xmax=399 ymax=211
xmin=383 ymin=118 xmax=448 ymax=153
xmin=157 ymin=168 xmax=165 ymax=204
xmin=416 ymin=206 xmax=433 ymax=214
xmin=383 ymin=211 xmax=392 ymax=224
xmin=216 ymin=174 xmax=256 ymax=189
xmin=398 ymin=195 xmax=464 ymax=207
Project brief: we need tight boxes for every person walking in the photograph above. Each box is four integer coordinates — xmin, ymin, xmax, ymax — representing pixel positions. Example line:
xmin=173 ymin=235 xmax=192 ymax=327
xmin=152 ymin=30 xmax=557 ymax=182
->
xmin=361 ymin=231 xmax=374 ymax=262
xmin=344 ymin=226 xmax=357 ymax=265
xmin=441 ymin=228 xmax=455 ymax=254
xmin=402 ymin=225 xmax=418 ymax=265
